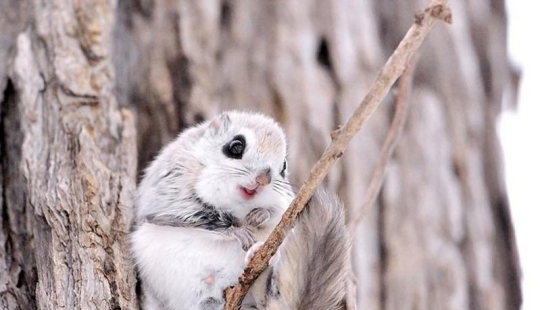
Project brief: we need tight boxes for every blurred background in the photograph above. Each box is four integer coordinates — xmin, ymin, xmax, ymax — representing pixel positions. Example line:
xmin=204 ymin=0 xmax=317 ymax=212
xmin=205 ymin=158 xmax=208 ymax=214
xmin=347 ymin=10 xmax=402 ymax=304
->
xmin=500 ymin=1 xmax=540 ymax=310
xmin=0 ymin=0 xmax=534 ymax=309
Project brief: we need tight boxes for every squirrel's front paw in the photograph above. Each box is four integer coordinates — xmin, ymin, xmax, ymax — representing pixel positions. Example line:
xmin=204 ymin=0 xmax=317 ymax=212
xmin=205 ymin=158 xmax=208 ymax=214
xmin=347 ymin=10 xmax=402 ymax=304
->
xmin=244 ymin=208 xmax=271 ymax=228
xmin=244 ymin=242 xmax=280 ymax=266
xmin=226 ymin=226 xmax=256 ymax=251
xmin=245 ymin=241 xmax=264 ymax=265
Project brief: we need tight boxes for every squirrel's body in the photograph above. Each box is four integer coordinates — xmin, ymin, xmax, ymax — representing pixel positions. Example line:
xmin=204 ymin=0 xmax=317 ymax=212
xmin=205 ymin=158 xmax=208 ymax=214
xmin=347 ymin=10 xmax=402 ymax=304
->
xmin=131 ymin=111 xmax=348 ymax=310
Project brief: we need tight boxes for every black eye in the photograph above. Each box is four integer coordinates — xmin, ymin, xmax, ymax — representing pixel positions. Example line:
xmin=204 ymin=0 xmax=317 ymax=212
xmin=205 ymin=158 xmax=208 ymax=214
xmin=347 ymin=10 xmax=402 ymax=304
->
xmin=223 ymin=135 xmax=246 ymax=159
xmin=280 ymin=160 xmax=287 ymax=178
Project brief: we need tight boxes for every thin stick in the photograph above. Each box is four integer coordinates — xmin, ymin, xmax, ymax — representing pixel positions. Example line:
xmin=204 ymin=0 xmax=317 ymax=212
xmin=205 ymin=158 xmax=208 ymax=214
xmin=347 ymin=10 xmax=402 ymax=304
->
xmin=347 ymin=53 xmax=420 ymax=235
xmin=224 ymin=2 xmax=451 ymax=309
xmin=344 ymin=52 xmax=420 ymax=310
xmin=345 ymin=266 xmax=358 ymax=310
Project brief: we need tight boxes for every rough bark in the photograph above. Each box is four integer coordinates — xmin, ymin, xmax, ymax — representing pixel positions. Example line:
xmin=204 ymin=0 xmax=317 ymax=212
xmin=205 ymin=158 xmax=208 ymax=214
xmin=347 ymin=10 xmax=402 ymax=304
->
xmin=0 ymin=0 xmax=520 ymax=310
xmin=1 ymin=0 xmax=138 ymax=309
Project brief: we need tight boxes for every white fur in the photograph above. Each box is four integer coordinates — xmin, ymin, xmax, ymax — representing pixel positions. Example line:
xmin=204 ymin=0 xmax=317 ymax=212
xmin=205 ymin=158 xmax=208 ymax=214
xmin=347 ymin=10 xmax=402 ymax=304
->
xmin=132 ymin=224 xmax=246 ymax=309
xmin=131 ymin=111 xmax=293 ymax=309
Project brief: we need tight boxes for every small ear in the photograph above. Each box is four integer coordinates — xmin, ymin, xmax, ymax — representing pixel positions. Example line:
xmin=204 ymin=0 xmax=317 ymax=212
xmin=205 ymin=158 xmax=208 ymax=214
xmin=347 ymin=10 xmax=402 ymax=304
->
xmin=209 ymin=113 xmax=230 ymax=132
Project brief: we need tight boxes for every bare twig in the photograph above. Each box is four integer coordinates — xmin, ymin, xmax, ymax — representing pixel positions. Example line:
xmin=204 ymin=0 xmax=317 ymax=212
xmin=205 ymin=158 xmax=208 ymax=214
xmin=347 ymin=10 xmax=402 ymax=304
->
xmin=344 ymin=52 xmax=420 ymax=310
xmin=347 ymin=53 xmax=420 ymax=235
xmin=224 ymin=2 xmax=451 ymax=309
xmin=345 ymin=264 xmax=358 ymax=310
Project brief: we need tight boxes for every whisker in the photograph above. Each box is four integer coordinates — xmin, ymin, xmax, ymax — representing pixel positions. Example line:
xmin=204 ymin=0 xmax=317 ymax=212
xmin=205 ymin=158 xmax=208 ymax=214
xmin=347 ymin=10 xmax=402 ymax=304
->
xmin=223 ymin=167 xmax=251 ymax=176
xmin=275 ymin=182 xmax=291 ymax=186
xmin=272 ymin=187 xmax=287 ymax=197
xmin=213 ymin=174 xmax=241 ymax=181
xmin=274 ymin=182 xmax=292 ymax=190
xmin=272 ymin=185 xmax=294 ymax=197
xmin=272 ymin=183 xmax=284 ymax=190
xmin=224 ymin=173 xmax=245 ymax=177
xmin=274 ymin=180 xmax=292 ymax=187
xmin=276 ymin=179 xmax=299 ymax=191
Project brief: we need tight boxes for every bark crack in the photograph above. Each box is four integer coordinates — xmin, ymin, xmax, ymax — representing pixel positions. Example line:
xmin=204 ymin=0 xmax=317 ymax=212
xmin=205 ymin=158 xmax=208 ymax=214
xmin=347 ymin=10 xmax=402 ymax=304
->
xmin=316 ymin=37 xmax=340 ymax=90
xmin=492 ymin=196 xmax=522 ymax=310
xmin=1 ymin=78 xmax=15 ymax=268
xmin=0 ymin=78 xmax=35 ymax=309
xmin=220 ymin=0 xmax=232 ymax=29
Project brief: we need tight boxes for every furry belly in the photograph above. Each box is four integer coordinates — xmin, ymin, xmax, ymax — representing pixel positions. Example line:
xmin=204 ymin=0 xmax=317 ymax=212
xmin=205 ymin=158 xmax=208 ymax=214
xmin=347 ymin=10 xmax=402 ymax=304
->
xmin=131 ymin=224 xmax=247 ymax=309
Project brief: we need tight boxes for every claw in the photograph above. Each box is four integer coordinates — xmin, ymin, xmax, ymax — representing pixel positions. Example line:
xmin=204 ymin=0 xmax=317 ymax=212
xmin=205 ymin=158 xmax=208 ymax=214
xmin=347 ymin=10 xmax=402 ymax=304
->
xmin=245 ymin=241 xmax=265 ymax=265
xmin=226 ymin=226 xmax=256 ymax=251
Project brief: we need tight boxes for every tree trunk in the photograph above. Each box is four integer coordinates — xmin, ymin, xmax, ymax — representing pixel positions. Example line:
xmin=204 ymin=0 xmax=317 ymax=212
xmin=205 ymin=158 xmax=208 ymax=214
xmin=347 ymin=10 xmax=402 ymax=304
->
xmin=1 ymin=0 xmax=138 ymax=309
xmin=0 ymin=0 xmax=520 ymax=309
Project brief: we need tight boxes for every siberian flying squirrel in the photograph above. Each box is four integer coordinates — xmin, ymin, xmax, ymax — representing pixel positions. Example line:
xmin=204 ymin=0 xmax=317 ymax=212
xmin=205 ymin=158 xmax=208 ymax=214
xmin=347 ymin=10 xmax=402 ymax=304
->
xmin=131 ymin=111 xmax=348 ymax=310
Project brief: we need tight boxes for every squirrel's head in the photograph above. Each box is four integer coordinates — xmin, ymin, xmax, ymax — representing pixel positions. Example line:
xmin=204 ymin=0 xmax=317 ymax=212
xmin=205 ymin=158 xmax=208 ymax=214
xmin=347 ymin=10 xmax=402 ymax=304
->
xmin=191 ymin=111 xmax=292 ymax=213
xmin=136 ymin=111 xmax=293 ymax=220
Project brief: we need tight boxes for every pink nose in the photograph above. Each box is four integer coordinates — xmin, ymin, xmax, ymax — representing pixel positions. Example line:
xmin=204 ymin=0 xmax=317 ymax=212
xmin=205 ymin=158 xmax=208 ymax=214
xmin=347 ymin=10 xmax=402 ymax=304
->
xmin=255 ymin=170 xmax=272 ymax=186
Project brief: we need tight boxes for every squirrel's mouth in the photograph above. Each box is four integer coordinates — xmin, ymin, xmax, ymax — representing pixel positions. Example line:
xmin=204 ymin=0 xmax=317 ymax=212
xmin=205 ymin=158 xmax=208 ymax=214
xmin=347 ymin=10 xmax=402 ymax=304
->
xmin=240 ymin=186 xmax=258 ymax=200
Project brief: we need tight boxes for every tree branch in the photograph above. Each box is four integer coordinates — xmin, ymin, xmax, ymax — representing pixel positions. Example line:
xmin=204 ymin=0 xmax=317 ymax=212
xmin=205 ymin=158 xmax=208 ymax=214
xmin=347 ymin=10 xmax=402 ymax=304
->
xmin=347 ymin=52 xmax=420 ymax=235
xmin=224 ymin=1 xmax=452 ymax=309
xmin=344 ymin=51 xmax=420 ymax=310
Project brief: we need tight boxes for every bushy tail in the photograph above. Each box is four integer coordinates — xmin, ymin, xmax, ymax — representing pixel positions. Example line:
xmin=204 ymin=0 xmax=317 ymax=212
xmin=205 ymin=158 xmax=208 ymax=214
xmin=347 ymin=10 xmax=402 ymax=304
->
xmin=253 ymin=189 xmax=350 ymax=310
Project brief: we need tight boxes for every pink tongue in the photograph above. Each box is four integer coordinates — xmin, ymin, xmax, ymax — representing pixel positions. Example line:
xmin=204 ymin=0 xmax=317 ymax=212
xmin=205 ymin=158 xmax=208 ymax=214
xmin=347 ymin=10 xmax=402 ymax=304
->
xmin=244 ymin=188 xmax=256 ymax=195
